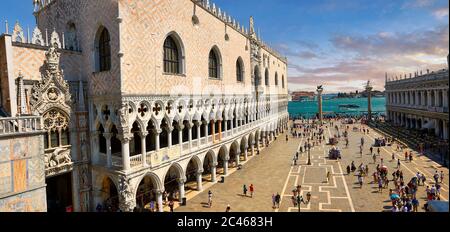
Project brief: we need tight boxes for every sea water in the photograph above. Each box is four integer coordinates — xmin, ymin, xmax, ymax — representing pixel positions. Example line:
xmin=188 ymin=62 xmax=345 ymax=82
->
xmin=288 ymin=97 xmax=386 ymax=118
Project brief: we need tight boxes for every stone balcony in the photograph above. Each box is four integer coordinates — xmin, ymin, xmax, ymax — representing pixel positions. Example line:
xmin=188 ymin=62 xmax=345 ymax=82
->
xmin=0 ymin=116 xmax=43 ymax=138
xmin=93 ymin=112 xmax=287 ymax=172
xmin=387 ymin=103 xmax=449 ymax=114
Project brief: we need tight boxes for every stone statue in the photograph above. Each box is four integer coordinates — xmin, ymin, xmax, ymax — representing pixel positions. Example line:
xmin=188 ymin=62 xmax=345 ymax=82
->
xmin=118 ymin=102 xmax=129 ymax=129
xmin=47 ymin=88 xmax=58 ymax=101
xmin=44 ymin=147 xmax=72 ymax=168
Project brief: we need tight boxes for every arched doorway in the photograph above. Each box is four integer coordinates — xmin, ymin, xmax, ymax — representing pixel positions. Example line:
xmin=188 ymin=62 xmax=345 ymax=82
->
xmin=100 ymin=177 xmax=119 ymax=212
xmin=185 ymin=156 xmax=203 ymax=192
xmin=248 ymin=133 xmax=255 ymax=156
xmin=135 ymin=174 xmax=160 ymax=212
xmin=164 ymin=164 xmax=184 ymax=202
xmin=203 ymin=151 xmax=216 ymax=182
xmin=217 ymin=146 xmax=229 ymax=175
xmin=229 ymin=141 xmax=241 ymax=167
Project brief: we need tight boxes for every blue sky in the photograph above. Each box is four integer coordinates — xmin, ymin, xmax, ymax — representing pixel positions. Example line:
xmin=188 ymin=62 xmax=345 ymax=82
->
xmin=1 ymin=0 xmax=448 ymax=93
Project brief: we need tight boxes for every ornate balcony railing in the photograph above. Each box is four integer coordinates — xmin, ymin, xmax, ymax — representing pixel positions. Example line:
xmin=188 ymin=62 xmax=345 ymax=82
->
xmin=94 ymin=111 xmax=289 ymax=170
xmin=0 ymin=116 xmax=43 ymax=137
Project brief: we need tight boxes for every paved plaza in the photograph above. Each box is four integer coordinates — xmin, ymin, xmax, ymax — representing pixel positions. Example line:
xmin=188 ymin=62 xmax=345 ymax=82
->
xmin=174 ymin=121 xmax=448 ymax=212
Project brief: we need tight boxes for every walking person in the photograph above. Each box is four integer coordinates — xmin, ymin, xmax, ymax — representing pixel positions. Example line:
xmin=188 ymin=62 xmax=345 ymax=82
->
xmin=378 ymin=178 xmax=383 ymax=193
xmin=275 ymin=193 xmax=281 ymax=208
xmin=168 ymin=199 xmax=174 ymax=212
xmin=377 ymin=147 xmax=380 ymax=156
xmin=306 ymin=192 xmax=311 ymax=203
xmin=358 ymin=175 xmax=364 ymax=188
xmin=392 ymin=152 xmax=395 ymax=161
xmin=434 ymin=171 xmax=440 ymax=184
xmin=370 ymin=147 xmax=373 ymax=155
xmin=412 ymin=198 xmax=419 ymax=212
xmin=326 ymin=171 xmax=331 ymax=183
xmin=249 ymin=184 xmax=254 ymax=198
xmin=226 ymin=204 xmax=231 ymax=212
xmin=372 ymin=153 xmax=377 ymax=164
xmin=440 ymin=171 xmax=444 ymax=184
xmin=397 ymin=159 xmax=401 ymax=169
xmin=208 ymin=190 xmax=213 ymax=208
xmin=243 ymin=184 xmax=248 ymax=197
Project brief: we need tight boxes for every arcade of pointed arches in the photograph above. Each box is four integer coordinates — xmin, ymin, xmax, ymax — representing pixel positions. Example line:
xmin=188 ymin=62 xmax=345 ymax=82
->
xmin=95 ymin=116 xmax=288 ymax=212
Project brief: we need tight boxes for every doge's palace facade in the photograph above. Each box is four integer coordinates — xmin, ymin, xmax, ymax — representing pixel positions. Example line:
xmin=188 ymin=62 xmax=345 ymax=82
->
xmin=0 ymin=0 xmax=289 ymax=212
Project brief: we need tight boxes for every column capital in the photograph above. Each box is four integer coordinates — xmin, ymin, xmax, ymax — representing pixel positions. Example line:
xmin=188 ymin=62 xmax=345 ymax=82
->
xmin=118 ymin=133 xmax=133 ymax=143
xmin=103 ymin=132 xmax=113 ymax=140
xmin=138 ymin=131 xmax=149 ymax=138
xmin=197 ymin=169 xmax=204 ymax=175
xmin=152 ymin=128 xmax=163 ymax=134
xmin=165 ymin=125 xmax=174 ymax=133
xmin=154 ymin=189 xmax=164 ymax=195
xmin=177 ymin=177 xmax=187 ymax=184
xmin=186 ymin=122 xmax=194 ymax=129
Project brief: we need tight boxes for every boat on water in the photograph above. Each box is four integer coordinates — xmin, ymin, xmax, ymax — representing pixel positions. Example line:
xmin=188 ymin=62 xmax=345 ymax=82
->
xmin=339 ymin=104 xmax=360 ymax=109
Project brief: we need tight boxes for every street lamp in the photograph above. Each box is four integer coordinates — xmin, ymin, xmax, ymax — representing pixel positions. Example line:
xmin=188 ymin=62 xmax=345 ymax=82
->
xmin=307 ymin=143 xmax=311 ymax=165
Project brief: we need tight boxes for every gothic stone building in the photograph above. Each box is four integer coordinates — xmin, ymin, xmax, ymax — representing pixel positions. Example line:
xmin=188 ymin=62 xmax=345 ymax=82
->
xmin=0 ymin=0 xmax=289 ymax=212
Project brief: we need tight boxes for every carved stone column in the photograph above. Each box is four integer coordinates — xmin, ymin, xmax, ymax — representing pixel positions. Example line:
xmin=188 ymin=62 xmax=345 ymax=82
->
xmin=188 ymin=122 xmax=193 ymax=150
xmin=223 ymin=157 xmax=229 ymax=176
xmin=211 ymin=162 xmax=218 ymax=183
xmin=167 ymin=126 xmax=173 ymax=148
xmin=156 ymin=190 xmax=164 ymax=212
xmin=139 ymin=132 xmax=148 ymax=167
xmin=211 ymin=120 xmax=215 ymax=143
xmin=203 ymin=121 xmax=209 ymax=143
xmin=195 ymin=121 xmax=201 ymax=147
xmin=154 ymin=128 xmax=162 ymax=151
xmin=196 ymin=170 xmax=203 ymax=191
xmin=235 ymin=149 xmax=241 ymax=166
xmin=178 ymin=178 xmax=186 ymax=200
xmin=119 ymin=134 xmax=132 ymax=171
xmin=103 ymin=132 xmax=113 ymax=168
xmin=118 ymin=176 xmax=136 ymax=212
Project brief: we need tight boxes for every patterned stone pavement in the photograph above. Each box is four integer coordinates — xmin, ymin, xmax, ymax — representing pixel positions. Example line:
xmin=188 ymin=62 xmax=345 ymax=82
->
xmin=176 ymin=130 xmax=299 ymax=212
xmin=174 ymin=121 xmax=448 ymax=212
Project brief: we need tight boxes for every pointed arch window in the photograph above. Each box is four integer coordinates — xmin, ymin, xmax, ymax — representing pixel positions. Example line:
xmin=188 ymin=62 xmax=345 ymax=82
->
xmin=43 ymin=109 xmax=70 ymax=150
xmin=98 ymin=28 xmax=111 ymax=72
xmin=265 ymin=69 xmax=269 ymax=86
xmin=236 ymin=58 xmax=244 ymax=82
xmin=164 ymin=36 xmax=180 ymax=74
xmin=275 ymin=72 xmax=279 ymax=86
xmin=209 ymin=50 xmax=219 ymax=79
xmin=282 ymin=75 xmax=285 ymax=89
